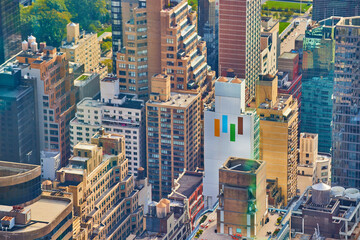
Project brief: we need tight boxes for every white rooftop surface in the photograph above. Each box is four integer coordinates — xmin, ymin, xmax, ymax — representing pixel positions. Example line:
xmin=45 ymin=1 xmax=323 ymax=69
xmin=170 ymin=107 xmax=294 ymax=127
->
xmin=75 ymin=143 xmax=97 ymax=150
xmin=2 ymin=198 xmax=69 ymax=232
xmin=78 ymin=98 xmax=103 ymax=108
xmin=149 ymin=92 xmax=198 ymax=108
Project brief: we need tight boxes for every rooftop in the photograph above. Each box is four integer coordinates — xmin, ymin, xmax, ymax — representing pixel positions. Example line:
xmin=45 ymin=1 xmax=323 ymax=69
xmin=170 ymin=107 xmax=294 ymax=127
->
xmin=148 ymin=92 xmax=198 ymax=108
xmin=0 ymin=192 xmax=71 ymax=233
xmin=216 ymin=76 xmax=243 ymax=84
xmin=61 ymin=32 xmax=97 ymax=49
xmin=74 ymin=142 xmax=98 ymax=151
xmin=78 ymin=94 xmax=144 ymax=110
xmin=170 ymin=172 xmax=202 ymax=199
xmin=0 ymin=161 xmax=40 ymax=178
xmin=279 ymin=52 xmax=298 ymax=60
xmin=222 ymin=157 xmax=264 ymax=173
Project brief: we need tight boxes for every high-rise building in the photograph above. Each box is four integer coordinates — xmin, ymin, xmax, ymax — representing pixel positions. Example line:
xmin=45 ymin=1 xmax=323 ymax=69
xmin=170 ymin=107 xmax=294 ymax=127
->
xmin=312 ymin=0 xmax=360 ymax=21
xmin=70 ymin=77 xmax=146 ymax=177
xmin=332 ymin=17 xmax=360 ymax=188
xmin=256 ymin=75 xmax=299 ymax=204
xmin=111 ymin=0 xmax=139 ymax=72
xmin=60 ymin=23 xmax=104 ymax=76
xmin=0 ymin=161 xmax=73 ymax=240
xmin=260 ymin=17 xmax=279 ymax=76
xmin=218 ymin=0 xmax=261 ymax=101
xmin=147 ymin=0 xmax=215 ymax=100
xmin=16 ymin=36 xmax=78 ymax=166
xmin=0 ymin=0 xmax=21 ymax=64
xmin=55 ymin=129 xmax=144 ymax=239
xmin=116 ymin=2 xmax=149 ymax=100
xmin=217 ymin=157 xmax=267 ymax=237
xmin=203 ymin=76 xmax=260 ymax=208
xmin=199 ymin=0 xmax=218 ymax=73
xmin=301 ymin=18 xmax=336 ymax=153
xmin=146 ymin=74 xmax=201 ymax=201
xmin=0 ymin=59 xmax=38 ymax=164
xmin=297 ymin=133 xmax=331 ymax=195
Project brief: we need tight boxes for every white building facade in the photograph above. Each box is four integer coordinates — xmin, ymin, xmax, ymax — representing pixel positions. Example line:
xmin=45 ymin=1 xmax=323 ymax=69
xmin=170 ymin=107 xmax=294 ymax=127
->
xmin=203 ymin=77 xmax=260 ymax=208
xmin=70 ymin=77 xmax=146 ymax=176
xmin=40 ymin=151 xmax=61 ymax=180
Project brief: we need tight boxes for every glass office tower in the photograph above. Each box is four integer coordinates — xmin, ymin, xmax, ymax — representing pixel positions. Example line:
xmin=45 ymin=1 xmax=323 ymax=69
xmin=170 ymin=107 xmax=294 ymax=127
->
xmin=301 ymin=18 xmax=337 ymax=153
xmin=0 ymin=0 xmax=21 ymax=64
xmin=332 ymin=17 xmax=360 ymax=188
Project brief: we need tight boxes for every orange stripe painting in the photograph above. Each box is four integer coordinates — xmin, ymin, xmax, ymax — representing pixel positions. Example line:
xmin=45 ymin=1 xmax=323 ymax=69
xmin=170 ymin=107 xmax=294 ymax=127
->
xmin=214 ymin=119 xmax=220 ymax=137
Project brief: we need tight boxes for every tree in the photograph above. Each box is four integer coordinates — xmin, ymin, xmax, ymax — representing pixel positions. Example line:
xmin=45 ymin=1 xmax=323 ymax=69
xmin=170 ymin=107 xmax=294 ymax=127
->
xmin=100 ymin=37 xmax=112 ymax=53
xmin=65 ymin=0 xmax=108 ymax=32
xmin=188 ymin=0 xmax=198 ymax=11
xmin=20 ymin=0 xmax=71 ymax=46
xmin=101 ymin=59 xmax=113 ymax=73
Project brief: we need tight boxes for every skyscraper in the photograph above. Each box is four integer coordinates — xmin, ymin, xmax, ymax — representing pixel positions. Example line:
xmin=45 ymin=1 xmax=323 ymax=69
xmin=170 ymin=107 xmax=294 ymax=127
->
xmin=147 ymin=0 xmax=215 ymax=98
xmin=111 ymin=0 xmax=139 ymax=72
xmin=17 ymin=37 xmax=78 ymax=166
xmin=256 ymin=75 xmax=299 ymax=204
xmin=218 ymin=0 xmax=261 ymax=102
xmin=301 ymin=18 xmax=336 ymax=153
xmin=203 ymin=76 xmax=260 ymax=208
xmin=116 ymin=2 xmax=149 ymax=100
xmin=146 ymin=74 xmax=201 ymax=201
xmin=0 ymin=59 xmax=38 ymax=164
xmin=0 ymin=0 xmax=21 ymax=64
xmin=313 ymin=0 xmax=360 ymax=21
xmin=332 ymin=17 xmax=360 ymax=188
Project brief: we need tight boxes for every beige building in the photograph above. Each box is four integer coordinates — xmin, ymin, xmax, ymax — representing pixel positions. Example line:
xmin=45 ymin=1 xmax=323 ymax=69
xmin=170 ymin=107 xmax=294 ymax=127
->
xmin=297 ymin=133 xmax=331 ymax=195
xmin=54 ymin=129 xmax=144 ymax=240
xmin=146 ymin=74 xmax=201 ymax=201
xmin=260 ymin=17 xmax=279 ymax=76
xmin=217 ymin=157 xmax=267 ymax=238
xmin=256 ymin=74 xmax=299 ymax=205
xmin=116 ymin=5 xmax=149 ymax=100
xmin=61 ymin=23 xmax=106 ymax=77
xmin=147 ymin=0 xmax=215 ymax=103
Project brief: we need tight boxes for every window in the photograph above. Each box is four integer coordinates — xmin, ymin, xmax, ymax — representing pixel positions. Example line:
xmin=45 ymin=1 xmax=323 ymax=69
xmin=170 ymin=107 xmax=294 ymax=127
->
xmin=167 ymin=38 xmax=174 ymax=44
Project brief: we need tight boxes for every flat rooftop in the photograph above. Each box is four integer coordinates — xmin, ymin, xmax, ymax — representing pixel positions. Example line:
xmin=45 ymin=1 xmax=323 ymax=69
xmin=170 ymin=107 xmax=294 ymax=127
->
xmin=149 ymin=92 xmax=198 ymax=108
xmin=171 ymin=172 xmax=202 ymax=199
xmin=74 ymin=142 xmax=98 ymax=151
xmin=216 ymin=76 xmax=243 ymax=84
xmin=0 ymin=196 xmax=70 ymax=233
xmin=222 ymin=157 xmax=264 ymax=173
xmin=0 ymin=161 xmax=39 ymax=177
xmin=279 ymin=52 xmax=298 ymax=60
xmin=78 ymin=95 xmax=144 ymax=110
